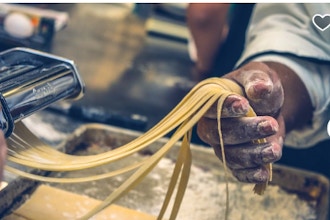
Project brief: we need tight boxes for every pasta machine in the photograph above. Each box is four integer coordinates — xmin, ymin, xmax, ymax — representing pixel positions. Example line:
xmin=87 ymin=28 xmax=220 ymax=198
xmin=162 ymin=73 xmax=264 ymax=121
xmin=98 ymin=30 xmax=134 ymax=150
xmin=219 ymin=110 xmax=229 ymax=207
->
xmin=0 ymin=47 xmax=85 ymax=137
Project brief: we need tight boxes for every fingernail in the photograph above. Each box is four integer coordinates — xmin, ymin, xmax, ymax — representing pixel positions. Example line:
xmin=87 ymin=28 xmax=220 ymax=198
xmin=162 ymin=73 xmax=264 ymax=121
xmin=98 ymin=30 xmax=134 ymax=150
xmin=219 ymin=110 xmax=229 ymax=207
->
xmin=257 ymin=120 xmax=278 ymax=135
xmin=232 ymin=98 xmax=249 ymax=115
xmin=226 ymin=95 xmax=249 ymax=115
xmin=261 ymin=147 xmax=276 ymax=163
xmin=253 ymin=169 xmax=268 ymax=183
xmin=261 ymin=146 xmax=281 ymax=163
xmin=246 ymin=80 xmax=272 ymax=100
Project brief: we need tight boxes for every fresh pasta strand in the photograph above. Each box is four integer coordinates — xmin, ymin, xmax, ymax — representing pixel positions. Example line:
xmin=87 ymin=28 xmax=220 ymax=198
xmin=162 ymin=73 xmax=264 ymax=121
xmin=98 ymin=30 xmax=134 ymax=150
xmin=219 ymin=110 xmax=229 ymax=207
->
xmin=5 ymin=77 xmax=272 ymax=220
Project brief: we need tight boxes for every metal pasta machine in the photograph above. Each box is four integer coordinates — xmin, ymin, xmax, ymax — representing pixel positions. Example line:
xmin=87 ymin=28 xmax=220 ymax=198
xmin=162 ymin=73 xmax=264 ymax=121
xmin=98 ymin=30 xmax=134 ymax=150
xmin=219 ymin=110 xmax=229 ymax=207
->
xmin=0 ymin=47 xmax=85 ymax=137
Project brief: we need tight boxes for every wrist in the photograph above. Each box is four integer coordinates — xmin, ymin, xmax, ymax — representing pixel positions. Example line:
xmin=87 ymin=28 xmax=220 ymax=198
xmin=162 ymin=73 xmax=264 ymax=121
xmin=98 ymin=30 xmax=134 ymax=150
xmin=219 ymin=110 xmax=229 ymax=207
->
xmin=262 ymin=61 xmax=313 ymax=133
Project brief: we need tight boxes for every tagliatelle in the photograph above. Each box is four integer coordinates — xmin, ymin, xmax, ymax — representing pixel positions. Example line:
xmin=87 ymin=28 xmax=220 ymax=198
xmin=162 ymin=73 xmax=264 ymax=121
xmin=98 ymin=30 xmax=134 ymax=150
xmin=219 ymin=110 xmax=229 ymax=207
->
xmin=5 ymin=77 xmax=272 ymax=220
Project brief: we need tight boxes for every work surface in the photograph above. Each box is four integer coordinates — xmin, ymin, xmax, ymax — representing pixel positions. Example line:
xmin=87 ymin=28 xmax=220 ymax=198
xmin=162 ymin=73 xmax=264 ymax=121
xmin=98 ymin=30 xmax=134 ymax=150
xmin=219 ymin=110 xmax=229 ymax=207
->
xmin=2 ymin=111 xmax=328 ymax=220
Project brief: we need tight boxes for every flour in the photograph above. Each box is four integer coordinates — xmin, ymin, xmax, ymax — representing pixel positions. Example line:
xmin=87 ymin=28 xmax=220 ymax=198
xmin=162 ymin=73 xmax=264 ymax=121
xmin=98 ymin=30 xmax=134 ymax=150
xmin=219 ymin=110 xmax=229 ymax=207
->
xmin=22 ymin=115 xmax=68 ymax=142
xmin=50 ymin=153 xmax=317 ymax=220
xmin=154 ymin=158 xmax=317 ymax=220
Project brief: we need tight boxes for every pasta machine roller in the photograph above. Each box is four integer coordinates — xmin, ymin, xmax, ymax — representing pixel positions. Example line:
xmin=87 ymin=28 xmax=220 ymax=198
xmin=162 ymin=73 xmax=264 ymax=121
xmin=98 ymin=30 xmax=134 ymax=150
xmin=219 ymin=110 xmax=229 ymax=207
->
xmin=0 ymin=47 xmax=85 ymax=137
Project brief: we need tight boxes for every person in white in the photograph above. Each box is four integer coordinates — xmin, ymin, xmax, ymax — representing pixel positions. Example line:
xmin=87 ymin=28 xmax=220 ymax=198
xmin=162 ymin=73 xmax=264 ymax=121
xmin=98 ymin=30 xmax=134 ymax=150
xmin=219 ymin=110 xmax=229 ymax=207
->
xmin=196 ymin=3 xmax=330 ymax=183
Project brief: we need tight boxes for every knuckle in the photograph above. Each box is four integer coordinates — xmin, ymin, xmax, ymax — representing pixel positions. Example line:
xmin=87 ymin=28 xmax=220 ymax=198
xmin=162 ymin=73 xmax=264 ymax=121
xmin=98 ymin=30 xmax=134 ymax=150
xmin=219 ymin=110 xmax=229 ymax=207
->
xmin=197 ymin=118 xmax=219 ymax=145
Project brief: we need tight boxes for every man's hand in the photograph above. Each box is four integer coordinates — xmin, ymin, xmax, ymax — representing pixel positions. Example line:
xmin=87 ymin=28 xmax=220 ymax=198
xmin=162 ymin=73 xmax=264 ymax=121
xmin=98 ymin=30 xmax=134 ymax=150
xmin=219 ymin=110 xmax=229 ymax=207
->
xmin=197 ymin=62 xmax=285 ymax=183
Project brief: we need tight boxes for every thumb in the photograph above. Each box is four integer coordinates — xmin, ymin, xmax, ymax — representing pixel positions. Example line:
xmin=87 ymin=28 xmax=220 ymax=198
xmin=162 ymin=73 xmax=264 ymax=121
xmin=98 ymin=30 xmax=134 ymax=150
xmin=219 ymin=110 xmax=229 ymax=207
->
xmin=225 ymin=62 xmax=284 ymax=116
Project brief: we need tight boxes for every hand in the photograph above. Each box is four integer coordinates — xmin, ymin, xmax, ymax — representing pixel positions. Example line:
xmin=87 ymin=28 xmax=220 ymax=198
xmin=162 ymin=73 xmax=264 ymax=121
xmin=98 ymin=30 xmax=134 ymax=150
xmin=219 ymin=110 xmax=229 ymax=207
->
xmin=0 ymin=130 xmax=7 ymax=182
xmin=197 ymin=62 xmax=285 ymax=183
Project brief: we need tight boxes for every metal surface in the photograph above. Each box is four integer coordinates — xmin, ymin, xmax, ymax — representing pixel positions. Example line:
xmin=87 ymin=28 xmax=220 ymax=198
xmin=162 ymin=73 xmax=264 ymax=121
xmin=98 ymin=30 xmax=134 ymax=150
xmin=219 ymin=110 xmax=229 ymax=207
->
xmin=0 ymin=109 xmax=328 ymax=219
xmin=62 ymin=124 xmax=329 ymax=220
xmin=0 ymin=47 xmax=84 ymax=136
xmin=46 ymin=102 xmax=149 ymax=131
xmin=3 ymin=122 xmax=327 ymax=220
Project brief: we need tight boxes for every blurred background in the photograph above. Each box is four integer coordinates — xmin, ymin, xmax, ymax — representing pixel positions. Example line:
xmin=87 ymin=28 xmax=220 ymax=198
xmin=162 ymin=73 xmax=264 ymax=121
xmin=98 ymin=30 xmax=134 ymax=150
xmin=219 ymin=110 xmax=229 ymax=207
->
xmin=0 ymin=3 xmax=195 ymax=133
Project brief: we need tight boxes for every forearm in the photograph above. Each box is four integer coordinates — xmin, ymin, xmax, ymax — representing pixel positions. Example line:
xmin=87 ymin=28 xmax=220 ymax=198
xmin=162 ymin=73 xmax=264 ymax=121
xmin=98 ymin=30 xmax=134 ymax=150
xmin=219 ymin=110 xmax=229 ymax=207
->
xmin=187 ymin=3 xmax=230 ymax=73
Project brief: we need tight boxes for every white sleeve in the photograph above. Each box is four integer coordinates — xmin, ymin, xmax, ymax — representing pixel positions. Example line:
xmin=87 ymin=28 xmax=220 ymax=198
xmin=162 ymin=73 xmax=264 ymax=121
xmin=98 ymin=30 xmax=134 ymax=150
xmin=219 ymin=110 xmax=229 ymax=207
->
xmin=235 ymin=3 xmax=330 ymax=148
xmin=236 ymin=3 xmax=330 ymax=66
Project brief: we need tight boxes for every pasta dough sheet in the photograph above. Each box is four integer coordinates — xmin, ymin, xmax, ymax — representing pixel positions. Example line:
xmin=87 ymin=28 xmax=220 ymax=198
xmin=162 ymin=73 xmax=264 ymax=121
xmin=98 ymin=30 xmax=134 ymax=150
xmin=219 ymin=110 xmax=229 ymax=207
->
xmin=4 ymin=184 xmax=156 ymax=220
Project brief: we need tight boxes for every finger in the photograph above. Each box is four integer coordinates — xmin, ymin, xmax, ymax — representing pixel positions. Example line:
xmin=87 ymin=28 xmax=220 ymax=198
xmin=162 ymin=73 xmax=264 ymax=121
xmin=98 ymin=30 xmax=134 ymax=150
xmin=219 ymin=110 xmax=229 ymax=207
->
xmin=221 ymin=116 xmax=279 ymax=144
xmin=197 ymin=116 xmax=278 ymax=145
xmin=212 ymin=135 xmax=282 ymax=170
xmin=213 ymin=142 xmax=269 ymax=169
xmin=226 ymin=62 xmax=284 ymax=116
xmin=203 ymin=94 xmax=250 ymax=119
xmin=232 ymin=166 xmax=270 ymax=183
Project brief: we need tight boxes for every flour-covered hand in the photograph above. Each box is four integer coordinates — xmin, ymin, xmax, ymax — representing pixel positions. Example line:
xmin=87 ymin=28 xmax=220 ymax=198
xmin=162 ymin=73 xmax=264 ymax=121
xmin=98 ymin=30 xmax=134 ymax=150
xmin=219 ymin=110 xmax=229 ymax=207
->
xmin=197 ymin=62 xmax=285 ymax=183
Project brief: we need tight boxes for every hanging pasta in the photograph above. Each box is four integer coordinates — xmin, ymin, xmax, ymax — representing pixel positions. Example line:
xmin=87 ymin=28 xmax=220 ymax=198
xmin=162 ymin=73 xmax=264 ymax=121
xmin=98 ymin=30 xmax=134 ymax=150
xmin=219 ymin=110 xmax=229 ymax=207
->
xmin=5 ymin=77 xmax=272 ymax=220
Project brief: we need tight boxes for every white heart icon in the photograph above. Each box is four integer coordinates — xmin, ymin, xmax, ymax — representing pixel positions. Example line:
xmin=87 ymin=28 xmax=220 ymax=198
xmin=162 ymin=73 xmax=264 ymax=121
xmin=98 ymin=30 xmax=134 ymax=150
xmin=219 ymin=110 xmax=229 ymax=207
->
xmin=312 ymin=14 xmax=330 ymax=31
